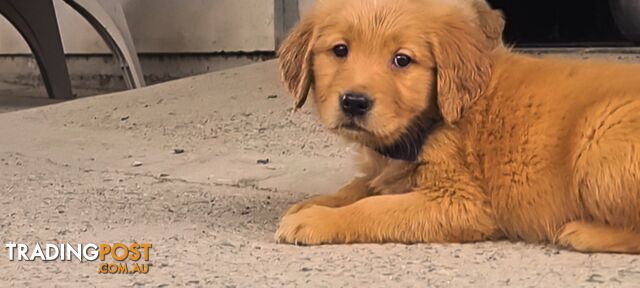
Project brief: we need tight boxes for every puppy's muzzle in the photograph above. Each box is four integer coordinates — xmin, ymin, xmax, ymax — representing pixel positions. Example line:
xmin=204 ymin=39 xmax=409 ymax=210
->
xmin=340 ymin=92 xmax=373 ymax=117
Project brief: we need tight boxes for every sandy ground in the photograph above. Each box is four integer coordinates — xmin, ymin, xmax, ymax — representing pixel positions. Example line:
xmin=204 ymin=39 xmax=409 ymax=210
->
xmin=1 ymin=56 xmax=640 ymax=287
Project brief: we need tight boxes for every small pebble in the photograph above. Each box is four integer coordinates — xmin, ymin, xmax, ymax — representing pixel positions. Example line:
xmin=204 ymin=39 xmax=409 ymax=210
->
xmin=174 ymin=148 xmax=185 ymax=154
xmin=132 ymin=161 xmax=143 ymax=167
xmin=257 ymin=158 xmax=270 ymax=165
xmin=220 ymin=241 xmax=235 ymax=248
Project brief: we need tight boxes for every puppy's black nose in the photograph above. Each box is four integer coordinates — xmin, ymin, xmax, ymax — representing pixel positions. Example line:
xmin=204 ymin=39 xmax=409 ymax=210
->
xmin=340 ymin=93 xmax=372 ymax=117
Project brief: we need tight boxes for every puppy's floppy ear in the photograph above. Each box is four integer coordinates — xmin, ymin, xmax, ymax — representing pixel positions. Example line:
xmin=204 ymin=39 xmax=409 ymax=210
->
xmin=471 ymin=0 xmax=505 ymax=49
xmin=431 ymin=8 xmax=496 ymax=125
xmin=278 ymin=17 xmax=316 ymax=110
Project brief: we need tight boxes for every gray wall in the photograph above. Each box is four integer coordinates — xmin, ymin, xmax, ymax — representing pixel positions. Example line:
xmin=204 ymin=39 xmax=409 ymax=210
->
xmin=0 ymin=0 xmax=317 ymax=92
xmin=299 ymin=0 xmax=315 ymax=16
xmin=0 ymin=0 xmax=277 ymax=54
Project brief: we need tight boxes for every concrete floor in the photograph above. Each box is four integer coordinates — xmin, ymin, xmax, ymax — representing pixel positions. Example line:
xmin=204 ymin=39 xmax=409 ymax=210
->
xmin=1 ymin=53 xmax=640 ymax=286
xmin=0 ymin=53 xmax=272 ymax=113
xmin=0 ymin=80 xmax=112 ymax=113
xmin=0 ymin=82 xmax=60 ymax=113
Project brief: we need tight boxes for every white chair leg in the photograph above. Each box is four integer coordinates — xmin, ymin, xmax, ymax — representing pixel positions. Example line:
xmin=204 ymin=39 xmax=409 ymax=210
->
xmin=64 ymin=0 xmax=145 ymax=89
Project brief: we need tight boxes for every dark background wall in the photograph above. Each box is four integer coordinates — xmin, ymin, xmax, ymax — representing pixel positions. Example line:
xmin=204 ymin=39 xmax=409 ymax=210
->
xmin=489 ymin=0 xmax=628 ymax=47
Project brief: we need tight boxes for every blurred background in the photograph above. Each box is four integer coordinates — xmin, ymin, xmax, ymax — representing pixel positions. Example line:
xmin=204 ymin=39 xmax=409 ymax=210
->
xmin=0 ymin=0 xmax=638 ymax=112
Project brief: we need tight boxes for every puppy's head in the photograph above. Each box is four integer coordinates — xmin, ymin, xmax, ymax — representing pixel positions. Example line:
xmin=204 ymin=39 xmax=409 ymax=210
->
xmin=279 ymin=0 xmax=504 ymax=148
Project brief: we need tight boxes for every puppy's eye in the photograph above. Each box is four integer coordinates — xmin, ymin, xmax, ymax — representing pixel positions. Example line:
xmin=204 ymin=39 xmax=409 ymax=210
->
xmin=393 ymin=54 xmax=412 ymax=68
xmin=333 ymin=44 xmax=349 ymax=58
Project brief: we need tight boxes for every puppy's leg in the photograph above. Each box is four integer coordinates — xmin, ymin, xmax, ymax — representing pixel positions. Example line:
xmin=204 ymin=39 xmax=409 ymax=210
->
xmin=284 ymin=177 xmax=371 ymax=216
xmin=573 ymin=98 xmax=640 ymax=233
xmin=557 ymin=221 xmax=640 ymax=254
xmin=276 ymin=190 xmax=499 ymax=245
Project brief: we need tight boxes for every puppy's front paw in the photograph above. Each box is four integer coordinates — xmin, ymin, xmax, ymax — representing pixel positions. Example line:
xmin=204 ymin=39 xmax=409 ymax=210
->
xmin=276 ymin=206 xmax=346 ymax=245
xmin=283 ymin=195 xmax=342 ymax=216
xmin=283 ymin=201 xmax=316 ymax=216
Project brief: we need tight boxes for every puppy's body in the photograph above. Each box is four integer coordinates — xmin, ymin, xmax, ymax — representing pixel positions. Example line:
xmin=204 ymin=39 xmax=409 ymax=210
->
xmin=277 ymin=0 xmax=640 ymax=253
xmin=468 ymin=53 xmax=640 ymax=244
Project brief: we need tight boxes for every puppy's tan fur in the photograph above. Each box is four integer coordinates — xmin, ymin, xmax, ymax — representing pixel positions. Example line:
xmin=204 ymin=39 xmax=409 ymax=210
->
xmin=276 ymin=0 xmax=640 ymax=253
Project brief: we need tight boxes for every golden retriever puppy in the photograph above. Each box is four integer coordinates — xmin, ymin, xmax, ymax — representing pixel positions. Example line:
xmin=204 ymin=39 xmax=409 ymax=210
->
xmin=276 ymin=0 xmax=640 ymax=253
